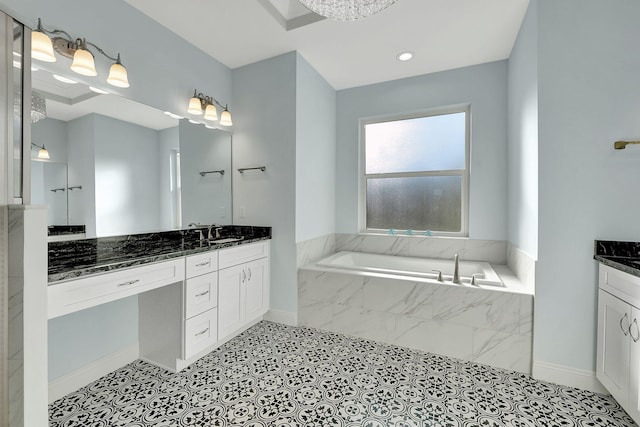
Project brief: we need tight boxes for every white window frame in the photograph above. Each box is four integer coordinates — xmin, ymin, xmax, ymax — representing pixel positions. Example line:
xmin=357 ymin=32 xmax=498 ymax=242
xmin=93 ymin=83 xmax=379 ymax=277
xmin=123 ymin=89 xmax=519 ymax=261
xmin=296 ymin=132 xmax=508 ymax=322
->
xmin=359 ymin=104 xmax=471 ymax=237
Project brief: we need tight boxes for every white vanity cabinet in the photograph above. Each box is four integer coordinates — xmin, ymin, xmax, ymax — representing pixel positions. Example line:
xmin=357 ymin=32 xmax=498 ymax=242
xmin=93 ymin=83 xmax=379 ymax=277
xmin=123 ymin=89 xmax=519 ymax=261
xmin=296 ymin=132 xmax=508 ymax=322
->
xmin=596 ymin=264 xmax=640 ymax=424
xmin=218 ymin=241 xmax=270 ymax=340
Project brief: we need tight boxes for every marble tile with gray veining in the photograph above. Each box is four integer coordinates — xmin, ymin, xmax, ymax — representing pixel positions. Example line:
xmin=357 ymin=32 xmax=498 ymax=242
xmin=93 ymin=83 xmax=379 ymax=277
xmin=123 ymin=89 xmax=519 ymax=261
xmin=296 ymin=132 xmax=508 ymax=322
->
xmin=303 ymin=270 xmax=364 ymax=307
xmin=296 ymin=234 xmax=335 ymax=267
xmin=335 ymin=233 xmax=364 ymax=252
xmin=431 ymin=284 xmax=521 ymax=334
xmin=359 ymin=234 xmax=409 ymax=256
xmin=297 ymin=298 xmax=333 ymax=330
xmin=362 ymin=277 xmax=433 ymax=318
xmin=472 ymin=328 xmax=532 ymax=373
xmin=519 ymin=294 xmax=534 ymax=336
xmin=332 ymin=305 xmax=396 ymax=343
xmin=395 ymin=316 xmax=474 ymax=361
xmin=507 ymin=243 xmax=536 ymax=289
xmin=407 ymin=236 xmax=467 ymax=260
xmin=463 ymin=239 xmax=507 ymax=264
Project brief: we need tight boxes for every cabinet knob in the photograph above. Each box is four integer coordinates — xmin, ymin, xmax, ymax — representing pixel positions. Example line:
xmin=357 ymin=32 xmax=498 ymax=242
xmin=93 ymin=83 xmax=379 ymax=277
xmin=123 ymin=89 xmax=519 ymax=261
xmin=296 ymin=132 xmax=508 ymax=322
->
xmin=620 ymin=313 xmax=630 ymax=336
xmin=631 ymin=318 xmax=640 ymax=343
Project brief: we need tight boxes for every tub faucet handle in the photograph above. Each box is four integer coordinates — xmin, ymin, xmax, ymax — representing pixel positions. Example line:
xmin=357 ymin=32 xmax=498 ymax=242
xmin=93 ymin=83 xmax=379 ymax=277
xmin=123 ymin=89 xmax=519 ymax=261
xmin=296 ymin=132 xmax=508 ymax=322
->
xmin=470 ymin=274 xmax=481 ymax=286
xmin=453 ymin=253 xmax=460 ymax=284
xmin=432 ymin=270 xmax=444 ymax=282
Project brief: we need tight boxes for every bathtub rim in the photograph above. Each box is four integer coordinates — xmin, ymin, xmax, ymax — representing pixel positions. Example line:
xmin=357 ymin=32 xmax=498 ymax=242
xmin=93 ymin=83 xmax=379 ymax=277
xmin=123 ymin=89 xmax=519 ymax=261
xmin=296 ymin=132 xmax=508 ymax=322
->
xmin=301 ymin=251 xmax=533 ymax=296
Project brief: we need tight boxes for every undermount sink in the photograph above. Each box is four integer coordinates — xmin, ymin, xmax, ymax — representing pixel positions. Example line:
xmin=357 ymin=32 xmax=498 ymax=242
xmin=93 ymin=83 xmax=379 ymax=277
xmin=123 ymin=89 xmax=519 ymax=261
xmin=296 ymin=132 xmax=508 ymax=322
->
xmin=210 ymin=237 xmax=243 ymax=244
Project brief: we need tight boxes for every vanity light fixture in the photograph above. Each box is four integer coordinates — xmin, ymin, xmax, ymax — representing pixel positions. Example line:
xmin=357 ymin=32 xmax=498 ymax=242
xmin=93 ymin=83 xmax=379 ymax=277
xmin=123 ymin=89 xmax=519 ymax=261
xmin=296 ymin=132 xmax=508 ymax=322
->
xmin=31 ymin=18 xmax=130 ymax=88
xmin=31 ymin=142 xmax=50 ymax=160
xmin=187 ymin=90 xmax=233 ymax=126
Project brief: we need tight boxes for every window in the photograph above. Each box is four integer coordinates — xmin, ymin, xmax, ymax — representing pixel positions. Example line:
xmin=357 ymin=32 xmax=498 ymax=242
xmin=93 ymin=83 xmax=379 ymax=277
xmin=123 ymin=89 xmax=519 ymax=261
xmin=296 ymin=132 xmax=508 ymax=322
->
xmin=362 ymin=107 xmax=469 ymax=235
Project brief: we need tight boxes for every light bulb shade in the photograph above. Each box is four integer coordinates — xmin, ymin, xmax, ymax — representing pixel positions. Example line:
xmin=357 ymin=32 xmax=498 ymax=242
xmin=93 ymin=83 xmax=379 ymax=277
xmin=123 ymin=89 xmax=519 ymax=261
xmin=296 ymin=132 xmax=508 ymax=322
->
xmin=70 ymin=48 xmax=97 ymax=76
xmin=107 ymin=61 xmax=129 ymax=88
xmin=31 ymin=31 xmax=56 ymax=62
xmin=220 ymin=110 xmax=233 ymax=126
xmin=37 ymin=147 xmax=50 ymax=160
xmin=188 ymin=97 xmax=203 ymax=115
xmin=204 ymin=104 xmax=218 ymax=121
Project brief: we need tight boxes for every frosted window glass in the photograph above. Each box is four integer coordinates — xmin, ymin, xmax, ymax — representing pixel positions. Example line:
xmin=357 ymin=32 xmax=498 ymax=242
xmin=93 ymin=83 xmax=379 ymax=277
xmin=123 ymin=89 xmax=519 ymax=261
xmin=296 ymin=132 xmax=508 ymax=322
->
xmin=366 ymin=176 xmax=462 ymax=232
xmin=365 ymin=112 xmax=465 ymax=174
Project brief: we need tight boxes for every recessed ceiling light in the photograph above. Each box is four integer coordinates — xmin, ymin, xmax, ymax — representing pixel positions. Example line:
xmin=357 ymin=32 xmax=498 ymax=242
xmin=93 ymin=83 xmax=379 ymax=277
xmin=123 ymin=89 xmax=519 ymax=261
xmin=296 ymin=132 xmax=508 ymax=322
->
xmin=205 ymin=124 xmax=217 ymax=130
xmin=53 ymin=74 xmax=78 ymax=84
xmin=188 ymin=119 xmax=200 ymax=125
xmin=397 ymin=52 xmax=413 ymax=62
xmin=89 ymin=86 xmax=109 ymax=94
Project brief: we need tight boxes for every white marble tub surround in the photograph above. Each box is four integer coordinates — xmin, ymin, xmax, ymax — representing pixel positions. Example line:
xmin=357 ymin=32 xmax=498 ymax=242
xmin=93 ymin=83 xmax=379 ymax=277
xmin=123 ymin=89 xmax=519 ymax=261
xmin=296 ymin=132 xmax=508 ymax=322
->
xmin=336 ymin=233 xmax=508 ymax=264
xmin=507 ymin=242 xmax=537 ymax=291
xmin=318 ymin=251 xmax=503 ymax=286
xmin=299 ymin=250 xmax=533 ymax=374
xmin=296 ymin=233 xmax=335 ymax=267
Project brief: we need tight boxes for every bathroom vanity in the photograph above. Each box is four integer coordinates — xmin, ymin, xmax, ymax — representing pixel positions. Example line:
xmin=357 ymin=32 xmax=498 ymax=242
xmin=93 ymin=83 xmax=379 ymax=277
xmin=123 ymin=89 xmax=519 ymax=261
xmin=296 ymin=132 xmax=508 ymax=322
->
xmin=48 ymin=226 xmax=271 ymax=379
xmin=594 ymin=240 xmax=640 ymax=424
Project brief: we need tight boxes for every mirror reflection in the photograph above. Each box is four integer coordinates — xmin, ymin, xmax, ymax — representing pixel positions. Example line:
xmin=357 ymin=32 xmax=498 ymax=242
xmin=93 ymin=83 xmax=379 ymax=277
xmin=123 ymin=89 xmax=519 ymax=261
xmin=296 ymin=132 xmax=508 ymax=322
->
xmin=30 ymin=67 xmax=232 ymax=238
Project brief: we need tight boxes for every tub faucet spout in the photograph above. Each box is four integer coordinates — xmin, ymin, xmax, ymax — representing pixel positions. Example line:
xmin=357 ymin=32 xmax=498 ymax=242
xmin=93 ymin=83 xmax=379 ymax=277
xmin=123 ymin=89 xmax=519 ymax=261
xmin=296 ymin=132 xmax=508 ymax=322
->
xmin=453 ymin=253 xmax=460 ymax=284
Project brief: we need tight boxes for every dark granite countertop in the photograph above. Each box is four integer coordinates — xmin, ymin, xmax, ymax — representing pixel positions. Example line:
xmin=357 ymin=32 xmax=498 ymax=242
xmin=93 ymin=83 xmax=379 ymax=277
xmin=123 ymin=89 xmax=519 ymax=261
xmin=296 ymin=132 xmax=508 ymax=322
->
xmin=594 ymin=240 xmax=640 ymax=279
xmin=48 ymin=225 xmax=271 ymax=284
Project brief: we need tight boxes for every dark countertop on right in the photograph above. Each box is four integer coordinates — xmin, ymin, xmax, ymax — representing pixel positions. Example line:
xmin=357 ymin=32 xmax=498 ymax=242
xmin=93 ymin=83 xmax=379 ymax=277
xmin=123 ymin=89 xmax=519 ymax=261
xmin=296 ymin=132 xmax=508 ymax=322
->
xmin=594 ymin=240 xmax=640 ymax=278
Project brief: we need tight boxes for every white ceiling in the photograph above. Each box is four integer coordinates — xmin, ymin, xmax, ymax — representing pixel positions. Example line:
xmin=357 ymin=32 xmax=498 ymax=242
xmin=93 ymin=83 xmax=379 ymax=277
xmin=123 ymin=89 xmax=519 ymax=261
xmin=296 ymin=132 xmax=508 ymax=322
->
xmin=125 ymin=0 xmax=530 ymax=90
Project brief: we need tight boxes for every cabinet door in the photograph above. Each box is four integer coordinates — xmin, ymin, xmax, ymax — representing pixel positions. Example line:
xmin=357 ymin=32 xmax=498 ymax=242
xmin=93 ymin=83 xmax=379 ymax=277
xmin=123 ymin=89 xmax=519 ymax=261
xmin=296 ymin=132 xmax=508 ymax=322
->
xmin=245 ymin=257 xmax=269 ymax=321
xmin=218 ymin=264 xmax=245 ymax=340
xmin=597 ymin=290 xmax=631 ymax=398
xmin=629 ymin=305 xmax=640 ymax=423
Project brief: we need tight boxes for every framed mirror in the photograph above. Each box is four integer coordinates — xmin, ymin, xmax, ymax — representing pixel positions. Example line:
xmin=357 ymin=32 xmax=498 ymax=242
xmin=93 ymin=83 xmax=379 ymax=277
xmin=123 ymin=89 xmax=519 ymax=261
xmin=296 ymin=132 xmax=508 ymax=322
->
xmin=30 ymin=66 xmax=232 ymax=238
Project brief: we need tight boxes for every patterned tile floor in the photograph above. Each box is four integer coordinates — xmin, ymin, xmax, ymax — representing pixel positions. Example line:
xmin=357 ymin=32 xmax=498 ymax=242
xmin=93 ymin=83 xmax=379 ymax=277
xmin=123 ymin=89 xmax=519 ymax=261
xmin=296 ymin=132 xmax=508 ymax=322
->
xmin=49 ymin=321 xmax=636 ymax=426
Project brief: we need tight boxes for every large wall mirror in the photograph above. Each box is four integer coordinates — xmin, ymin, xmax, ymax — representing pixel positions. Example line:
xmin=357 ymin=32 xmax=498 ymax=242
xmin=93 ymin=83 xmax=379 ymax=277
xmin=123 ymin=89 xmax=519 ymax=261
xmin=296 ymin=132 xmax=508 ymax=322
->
xmin=30 ymin=66 xmax=232 ymax=238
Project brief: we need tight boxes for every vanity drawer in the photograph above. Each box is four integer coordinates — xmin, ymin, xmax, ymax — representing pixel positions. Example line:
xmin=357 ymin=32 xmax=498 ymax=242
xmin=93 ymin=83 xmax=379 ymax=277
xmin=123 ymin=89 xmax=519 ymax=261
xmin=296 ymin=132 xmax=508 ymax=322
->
xmin=48 ymin=259 xmax=185 ymax=319
xmin=186 ymin=251 xmax=218 ymax=279
xmin=185 ymin=272 xmax=218 ymax=319
xmin=184 ymin=307 xmax=218 ymax=359
xmin=219 ymin=241 xmax=269 ymax=269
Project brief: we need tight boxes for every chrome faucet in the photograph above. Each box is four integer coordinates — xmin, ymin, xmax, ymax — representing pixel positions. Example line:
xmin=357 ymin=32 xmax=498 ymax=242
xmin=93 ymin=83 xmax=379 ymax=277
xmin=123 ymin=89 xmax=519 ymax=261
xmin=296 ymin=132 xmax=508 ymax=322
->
xmin=453 ymin=253 xmax=460 ymax=284
xmin=207 ymin=225 xmax=223 ymax=240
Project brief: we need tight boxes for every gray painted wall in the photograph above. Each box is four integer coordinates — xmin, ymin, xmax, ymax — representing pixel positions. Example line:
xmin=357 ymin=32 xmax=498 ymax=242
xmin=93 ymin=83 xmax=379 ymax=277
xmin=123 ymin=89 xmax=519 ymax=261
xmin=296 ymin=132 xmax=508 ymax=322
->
xmin=295 ymin=54 xmax=336 ymax=243
xmin=535 ymin=0 xmax=640 ymax=371
xmin=232 ymin=52 xmax=298 ymax=314
xmin=66 ymin=115 xmax=96 ymax=235
xmin=507 ymin=0 xmax=538 ymax=260
xmin=336 ymin=61 xmax=508 ymax=240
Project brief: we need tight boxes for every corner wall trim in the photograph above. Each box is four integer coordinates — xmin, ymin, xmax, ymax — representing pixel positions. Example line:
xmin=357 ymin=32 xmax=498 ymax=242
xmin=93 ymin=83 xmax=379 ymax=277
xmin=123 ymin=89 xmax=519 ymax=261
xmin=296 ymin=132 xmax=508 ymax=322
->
xmin=264 ymin=309 xmax=297 ymax=326
xmin=532 ymin=361 xmax=608 ymax=394
xmin=48 ymin=344 xmax=139 ymax=403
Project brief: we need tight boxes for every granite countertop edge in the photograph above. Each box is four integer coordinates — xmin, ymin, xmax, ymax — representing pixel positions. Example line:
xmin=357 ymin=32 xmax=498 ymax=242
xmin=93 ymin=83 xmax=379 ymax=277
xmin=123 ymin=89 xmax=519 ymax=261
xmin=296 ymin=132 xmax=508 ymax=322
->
xmin=594 ymin=254 xmax=640 ymax=279
xmin=48 ymin=236 xmax=271 ymax=284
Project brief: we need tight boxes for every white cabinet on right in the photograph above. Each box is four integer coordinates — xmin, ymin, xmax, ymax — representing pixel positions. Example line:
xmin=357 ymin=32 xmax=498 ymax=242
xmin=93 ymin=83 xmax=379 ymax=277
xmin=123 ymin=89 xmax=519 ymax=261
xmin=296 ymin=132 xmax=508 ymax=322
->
xmin=597 ymin=264 xmax=640 ymax=424
xmin=218 ymin=241 xmax=270 ymax=340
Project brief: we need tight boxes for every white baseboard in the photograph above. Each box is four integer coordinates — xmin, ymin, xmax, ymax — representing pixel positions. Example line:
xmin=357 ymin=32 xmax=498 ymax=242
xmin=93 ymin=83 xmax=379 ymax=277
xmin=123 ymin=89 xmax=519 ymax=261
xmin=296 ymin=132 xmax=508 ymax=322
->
xmin=48 ymin=344 xmax=139 ymax=403
xmin=532 ymin=361 xmax=608 ymax=394
xmin=264 ymin=309 xmax=297 ymax=326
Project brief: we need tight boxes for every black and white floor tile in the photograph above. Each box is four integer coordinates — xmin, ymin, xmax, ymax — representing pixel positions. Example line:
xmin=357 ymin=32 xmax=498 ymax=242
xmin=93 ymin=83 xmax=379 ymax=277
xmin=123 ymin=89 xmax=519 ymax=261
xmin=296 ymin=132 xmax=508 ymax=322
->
xmin=49 ymin=321 xmax=637 ymax=426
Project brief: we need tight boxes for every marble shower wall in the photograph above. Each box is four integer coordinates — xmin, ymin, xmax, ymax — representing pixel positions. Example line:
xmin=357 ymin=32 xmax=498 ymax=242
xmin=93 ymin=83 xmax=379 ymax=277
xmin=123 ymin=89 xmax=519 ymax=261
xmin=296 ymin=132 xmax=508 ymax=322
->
xmin=298 ymin=268 xmax=533 ymax=374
